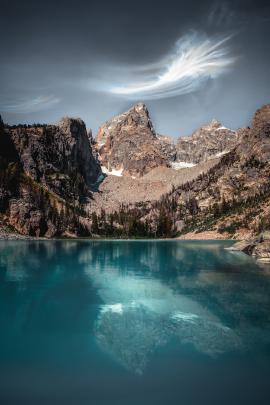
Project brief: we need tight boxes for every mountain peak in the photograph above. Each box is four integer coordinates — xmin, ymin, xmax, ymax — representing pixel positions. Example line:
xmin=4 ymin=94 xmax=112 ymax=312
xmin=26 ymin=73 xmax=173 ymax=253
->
xmin=95 ymin=104 xmax=168 ymax=177
xmin=57 ymin=117 xmax=86 ymax=135
xmin=130 ymin=102 xmax=148 ymax=113
xmin=204 ymin=119 xmax=222 ymax=130
xmin=252 ymin=104 xmax=270 ymax=138
xmin=176 ymin=119 xmax=238 ymax=164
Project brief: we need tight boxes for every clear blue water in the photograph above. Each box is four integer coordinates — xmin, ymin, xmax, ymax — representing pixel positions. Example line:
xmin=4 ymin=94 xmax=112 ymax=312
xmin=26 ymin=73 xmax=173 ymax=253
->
xmin=0 ymin=240 xmax=270 ymax=405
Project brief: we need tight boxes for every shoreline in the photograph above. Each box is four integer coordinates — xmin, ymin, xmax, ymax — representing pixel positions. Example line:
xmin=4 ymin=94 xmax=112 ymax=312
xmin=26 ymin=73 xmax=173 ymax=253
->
xmin=176 ymin=230 xmax=232 ymax=240
xmin=0 ymin=234 xmax=234 ymax=242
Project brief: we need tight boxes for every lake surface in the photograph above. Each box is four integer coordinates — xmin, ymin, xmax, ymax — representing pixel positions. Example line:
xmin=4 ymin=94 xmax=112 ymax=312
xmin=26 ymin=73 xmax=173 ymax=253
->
xmin=0 ymin=240 xmax=270 ymax=405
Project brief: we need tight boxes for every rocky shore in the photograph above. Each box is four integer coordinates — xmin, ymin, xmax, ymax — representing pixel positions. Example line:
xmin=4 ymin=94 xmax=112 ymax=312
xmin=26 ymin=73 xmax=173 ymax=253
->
xmin=226 ymin=232 xmax=270 ymax=262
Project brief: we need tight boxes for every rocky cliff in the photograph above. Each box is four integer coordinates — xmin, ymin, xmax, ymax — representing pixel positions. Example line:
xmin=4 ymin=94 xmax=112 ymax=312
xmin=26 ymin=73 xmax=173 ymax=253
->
xmin=176 ymin=119 xmax=239 ymax=164
xmin=0 ymin=117 xmax=101 ymax=237
xmin=157 ymin=134 xmax=177 ymax=162
xmin=95 ymin=103 xmax=169 ymax=177
xmin=9 ymin=117 xmax=101 ymax=199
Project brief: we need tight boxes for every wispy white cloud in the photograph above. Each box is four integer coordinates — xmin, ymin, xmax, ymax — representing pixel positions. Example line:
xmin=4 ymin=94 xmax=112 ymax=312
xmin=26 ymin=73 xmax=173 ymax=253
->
xmin=0 ymin=95 xmax=60 ymax=113
xmin=98 ymin=31 xmax=236 ymax=100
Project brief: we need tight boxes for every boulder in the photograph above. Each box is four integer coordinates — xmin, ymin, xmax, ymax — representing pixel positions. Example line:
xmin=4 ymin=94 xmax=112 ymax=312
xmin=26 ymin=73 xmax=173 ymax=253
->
xmin=226 ymin=240 xmax=256 ymax=255
xmin=252 ymin=241 xmax=270 ymax=261
xmin=227 ymin=231 xmax=270 ymax=262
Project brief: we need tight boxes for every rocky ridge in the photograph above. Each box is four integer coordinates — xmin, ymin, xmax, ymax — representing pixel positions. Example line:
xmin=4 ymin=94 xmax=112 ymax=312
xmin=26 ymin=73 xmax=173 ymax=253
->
xmin=176 ymin=119 xmax=239 ymax=164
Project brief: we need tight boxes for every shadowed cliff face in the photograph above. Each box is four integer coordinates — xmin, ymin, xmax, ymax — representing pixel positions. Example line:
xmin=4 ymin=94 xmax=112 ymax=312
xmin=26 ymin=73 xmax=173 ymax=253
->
xmin=9 ymin=117 xmax=101 ymax=196
xmin=0 ymin=116 xmax=101 ymax=237
xmin=95 ymin=103 xmax=170 ymax=177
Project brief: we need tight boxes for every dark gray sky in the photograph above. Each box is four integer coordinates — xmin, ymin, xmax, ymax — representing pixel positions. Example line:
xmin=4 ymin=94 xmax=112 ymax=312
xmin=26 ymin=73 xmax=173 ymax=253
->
xmin=1 ymin=0 xmax=269 ymax=137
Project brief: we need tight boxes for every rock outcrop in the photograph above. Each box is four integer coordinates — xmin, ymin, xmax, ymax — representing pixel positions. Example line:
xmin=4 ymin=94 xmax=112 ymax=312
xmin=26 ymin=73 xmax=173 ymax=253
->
xmin=157 ymin=134 xmax=177 ymax=162
xmin=95 ymin=103 xmax=169 ymax=177
xmin=176 ymin=119 xmax=239 ymax=164
xmin=227 ymin=232 xmax=270 ymax=262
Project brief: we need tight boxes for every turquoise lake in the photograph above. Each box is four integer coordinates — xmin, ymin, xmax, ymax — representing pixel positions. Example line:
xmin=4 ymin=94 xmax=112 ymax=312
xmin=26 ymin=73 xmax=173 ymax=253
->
xmin=0 ymin=240 xmax=270 ymax=404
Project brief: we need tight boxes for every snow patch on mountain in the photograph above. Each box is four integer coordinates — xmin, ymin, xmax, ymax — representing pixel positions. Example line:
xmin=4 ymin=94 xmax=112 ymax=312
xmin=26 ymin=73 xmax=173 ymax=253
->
xmin=171 ymin=161 xmax=196 ymax=170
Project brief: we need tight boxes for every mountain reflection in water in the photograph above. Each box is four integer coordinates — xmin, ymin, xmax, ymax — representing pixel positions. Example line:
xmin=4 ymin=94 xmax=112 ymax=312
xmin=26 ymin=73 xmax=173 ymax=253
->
xmin=1 ymin=240 xmax=270 ymax=405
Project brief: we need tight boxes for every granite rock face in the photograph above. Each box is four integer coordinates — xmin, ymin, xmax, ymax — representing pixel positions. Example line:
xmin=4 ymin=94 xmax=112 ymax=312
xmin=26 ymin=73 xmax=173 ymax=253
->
xmin=9 ymin=117 xmax=101 ymax=200
xmin=157 ymin=134 xmax=177 ymax=162
xmin=176 ymin=119 xmax=239 ymax=164
xmin=0 ymin=116 xmax=101 ymax=237
xmin=95 ymin=103 xmax=169 ymax=177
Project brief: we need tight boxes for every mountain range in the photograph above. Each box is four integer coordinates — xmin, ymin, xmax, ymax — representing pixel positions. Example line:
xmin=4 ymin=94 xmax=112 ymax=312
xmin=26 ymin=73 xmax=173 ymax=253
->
xmin=0 ymin=103 xmax=269 ymax=239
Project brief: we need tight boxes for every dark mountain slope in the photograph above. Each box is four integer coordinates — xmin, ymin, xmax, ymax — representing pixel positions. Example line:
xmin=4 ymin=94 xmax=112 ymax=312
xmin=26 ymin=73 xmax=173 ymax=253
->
xmin=0 ymin=117 xmax=101 ymax=237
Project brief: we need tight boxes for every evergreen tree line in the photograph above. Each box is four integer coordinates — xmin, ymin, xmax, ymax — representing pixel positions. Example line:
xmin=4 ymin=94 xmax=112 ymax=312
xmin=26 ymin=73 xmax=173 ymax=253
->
xmin=90 ymin=202 xmax=176 ymax=238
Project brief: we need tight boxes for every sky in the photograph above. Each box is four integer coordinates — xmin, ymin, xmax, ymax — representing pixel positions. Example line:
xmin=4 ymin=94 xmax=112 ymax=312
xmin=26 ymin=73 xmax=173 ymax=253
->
xmin=0 ymin=0 xmax=270 ymax=137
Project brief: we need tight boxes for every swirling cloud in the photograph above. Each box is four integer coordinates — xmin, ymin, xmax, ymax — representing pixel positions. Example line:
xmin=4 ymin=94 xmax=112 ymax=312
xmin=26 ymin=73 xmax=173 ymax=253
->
xmin=106 ymin=32 xmax=236 ymax=100
xmin=0 ymin=95 xmax=60 ymax=113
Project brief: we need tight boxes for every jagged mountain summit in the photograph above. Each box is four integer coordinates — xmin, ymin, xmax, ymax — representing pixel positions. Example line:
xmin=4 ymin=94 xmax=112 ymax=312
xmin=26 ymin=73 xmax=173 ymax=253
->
xmin=95 ymin=104 xmax=240 ymax=175
xmin=175 ymin=119 xmax=239 ymax=165
xmin=95 ymin=103 xmax=169 ymax=177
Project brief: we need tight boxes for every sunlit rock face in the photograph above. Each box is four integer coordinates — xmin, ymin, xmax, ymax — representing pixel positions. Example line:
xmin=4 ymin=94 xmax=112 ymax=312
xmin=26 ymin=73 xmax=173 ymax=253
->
xmin=176 ymin=119 xmax=239 ymax=164
xmin=95 ymin=105 xmax=239 ymax=178
xmin=95 ymin=103 xmax=170 ymax=177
